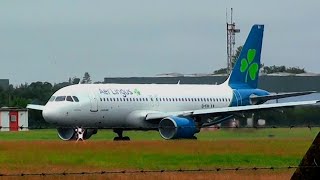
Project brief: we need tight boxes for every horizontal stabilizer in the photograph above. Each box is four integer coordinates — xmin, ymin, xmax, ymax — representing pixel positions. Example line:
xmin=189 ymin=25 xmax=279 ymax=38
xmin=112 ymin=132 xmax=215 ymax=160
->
xmin=250 ymin=91 xmax=317 ymax=104
xmin=27 ymin=104 xmax=45 ymax=111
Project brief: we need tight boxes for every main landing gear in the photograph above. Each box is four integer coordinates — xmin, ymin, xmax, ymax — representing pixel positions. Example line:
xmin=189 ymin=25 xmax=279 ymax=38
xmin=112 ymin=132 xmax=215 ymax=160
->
xmin=113 ymin=129 xmax=130 ymax=141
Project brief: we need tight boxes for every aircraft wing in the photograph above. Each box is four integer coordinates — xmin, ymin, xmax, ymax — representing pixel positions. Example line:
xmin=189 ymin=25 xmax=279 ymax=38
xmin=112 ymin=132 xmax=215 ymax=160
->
xmin=27 ymin=104 xmax=45 ymax=111
xmin=250 ymin=91 xmax=317 ymax=104
xmin=146 ymin=100 xmax=319 ymax=120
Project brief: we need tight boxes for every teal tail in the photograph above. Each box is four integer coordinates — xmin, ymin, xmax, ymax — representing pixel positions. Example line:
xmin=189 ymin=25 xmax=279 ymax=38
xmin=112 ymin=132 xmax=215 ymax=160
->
xmin=227 ymin=24 xmax=264 ymax=89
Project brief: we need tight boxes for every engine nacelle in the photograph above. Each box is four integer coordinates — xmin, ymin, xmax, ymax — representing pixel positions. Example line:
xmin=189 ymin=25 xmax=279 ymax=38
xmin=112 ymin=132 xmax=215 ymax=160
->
xmin=57 ymin=128 xmax=98 ymax=141
xmin=57 ymin=128 xmax=76 ymax=140
xmin=158 ymin=116 xmax=199 ymax=140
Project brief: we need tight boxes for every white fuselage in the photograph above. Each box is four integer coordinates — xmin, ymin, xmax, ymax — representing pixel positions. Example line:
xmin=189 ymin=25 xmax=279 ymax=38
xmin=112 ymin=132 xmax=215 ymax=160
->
xmin=42 ymin=83 xmax=234 ymax=128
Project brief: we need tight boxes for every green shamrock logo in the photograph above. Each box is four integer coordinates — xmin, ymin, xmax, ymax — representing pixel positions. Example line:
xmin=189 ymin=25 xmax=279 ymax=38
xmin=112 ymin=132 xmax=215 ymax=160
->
xmin=240 ymin=49 xmax=259 ymax=82
xmin=134 ymin=89 xmax=141 ymax=95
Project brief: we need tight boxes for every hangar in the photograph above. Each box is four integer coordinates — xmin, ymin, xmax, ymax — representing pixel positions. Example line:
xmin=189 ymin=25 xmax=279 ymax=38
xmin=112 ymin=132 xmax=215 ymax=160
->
xmin=0 ymin=108 xmax=28 ymax=131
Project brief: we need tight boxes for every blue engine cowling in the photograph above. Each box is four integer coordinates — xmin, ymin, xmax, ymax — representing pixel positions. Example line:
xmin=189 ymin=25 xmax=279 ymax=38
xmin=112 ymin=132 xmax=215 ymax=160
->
xmin=158 ymin=116 xmax=199 ymax=140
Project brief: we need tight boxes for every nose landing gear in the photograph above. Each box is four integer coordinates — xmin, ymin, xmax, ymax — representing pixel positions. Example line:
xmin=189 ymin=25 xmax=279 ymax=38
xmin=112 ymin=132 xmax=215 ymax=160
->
xmin=113 ymin=129 xmax=130 ymax=141
xmin=75 ymin=127 xmax=85 ymax=141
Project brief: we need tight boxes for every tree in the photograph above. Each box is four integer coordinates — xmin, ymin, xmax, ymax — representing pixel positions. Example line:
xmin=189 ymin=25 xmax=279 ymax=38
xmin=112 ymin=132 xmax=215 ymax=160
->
xmin=213 ymin=68 xmax=228 ymax=74
xmin=261 ymin=65 xmax=306 ymax=74
xmin=69 ymin=77 xmax=80 ymax=84
xmin=81 ymin=72 xmax=92 ymax=84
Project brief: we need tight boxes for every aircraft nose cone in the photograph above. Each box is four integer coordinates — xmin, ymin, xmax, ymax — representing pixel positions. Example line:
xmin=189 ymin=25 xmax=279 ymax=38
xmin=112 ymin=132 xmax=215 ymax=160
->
xmin=42 ymin=107 xmax=58 ymax=123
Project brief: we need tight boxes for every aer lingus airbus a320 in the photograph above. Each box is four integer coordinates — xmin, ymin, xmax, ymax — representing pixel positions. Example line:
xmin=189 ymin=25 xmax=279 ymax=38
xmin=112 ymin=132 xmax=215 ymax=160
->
xmin=27 ymin=25 xmax=318 ymax=141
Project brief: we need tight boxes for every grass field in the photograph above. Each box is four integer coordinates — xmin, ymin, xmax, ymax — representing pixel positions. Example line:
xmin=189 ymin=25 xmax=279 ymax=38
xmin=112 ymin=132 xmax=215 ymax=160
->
xmin=0 ymin=128 xmax=318 ymax=179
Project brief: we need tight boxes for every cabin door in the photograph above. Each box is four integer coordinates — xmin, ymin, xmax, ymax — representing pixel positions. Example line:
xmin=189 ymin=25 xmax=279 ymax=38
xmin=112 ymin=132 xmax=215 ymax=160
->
xmin=89 ymin=91 xmax=99 ymax=112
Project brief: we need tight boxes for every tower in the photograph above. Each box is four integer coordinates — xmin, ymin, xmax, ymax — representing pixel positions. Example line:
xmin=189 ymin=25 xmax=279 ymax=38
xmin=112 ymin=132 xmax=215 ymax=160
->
xmin=226 ymin=8 xmax=240 ymax=73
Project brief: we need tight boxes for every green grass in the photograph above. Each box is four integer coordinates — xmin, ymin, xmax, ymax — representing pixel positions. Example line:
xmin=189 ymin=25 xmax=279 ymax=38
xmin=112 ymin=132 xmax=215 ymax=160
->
xmin=0 ymin=128 xmax=318 ymax=172
xmin=0 ymin=128 xmax=318 ymax=141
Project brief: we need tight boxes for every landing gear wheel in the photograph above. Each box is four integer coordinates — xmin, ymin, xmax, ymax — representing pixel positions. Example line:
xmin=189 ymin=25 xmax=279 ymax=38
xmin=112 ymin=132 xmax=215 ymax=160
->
xmin=123 ymin=136 xmax=130 ymax=141
xmin=113 ymin=129 xmax=131 ymax=141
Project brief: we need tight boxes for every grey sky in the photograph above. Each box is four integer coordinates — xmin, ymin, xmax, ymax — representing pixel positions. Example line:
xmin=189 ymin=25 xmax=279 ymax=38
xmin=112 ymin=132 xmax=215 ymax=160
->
xmin=0 ymin=0 xmax=319 ymax=85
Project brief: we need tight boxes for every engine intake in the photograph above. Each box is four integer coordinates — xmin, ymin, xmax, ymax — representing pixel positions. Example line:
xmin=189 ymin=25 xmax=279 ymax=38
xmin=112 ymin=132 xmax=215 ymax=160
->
xmin=57 ymin=128 xmax=76 ymax=140
xmin=158 ymin=116 xmax=198 ymax=140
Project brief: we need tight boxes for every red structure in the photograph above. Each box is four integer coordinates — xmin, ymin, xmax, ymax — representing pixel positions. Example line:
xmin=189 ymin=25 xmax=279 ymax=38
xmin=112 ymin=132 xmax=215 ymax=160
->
xmin=0 ymin=108 xmax=28 ymax=131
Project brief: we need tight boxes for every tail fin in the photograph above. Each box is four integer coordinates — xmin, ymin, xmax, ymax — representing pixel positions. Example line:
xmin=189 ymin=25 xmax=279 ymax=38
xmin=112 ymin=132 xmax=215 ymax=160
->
xmin=227 ymin=24 xmax=264 ymax=89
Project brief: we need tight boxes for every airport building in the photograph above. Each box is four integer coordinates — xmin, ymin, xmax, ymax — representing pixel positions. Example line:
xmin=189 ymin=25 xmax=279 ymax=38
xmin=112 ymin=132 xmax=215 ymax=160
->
xmin=0 ymin=79 xmax=9 ymax=90
xmin=0 ymin=108 xmax=28 ymax=131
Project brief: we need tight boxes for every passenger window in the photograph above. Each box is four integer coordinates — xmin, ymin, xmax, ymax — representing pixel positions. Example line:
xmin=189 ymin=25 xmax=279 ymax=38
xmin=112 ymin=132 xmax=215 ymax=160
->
xmin=55 ymin=96 xmax=66 ymax=101
xmin=66 ymin=96 xmax=74 ymax=102
xmin=49 ymin=96 xmax=56 ymax=102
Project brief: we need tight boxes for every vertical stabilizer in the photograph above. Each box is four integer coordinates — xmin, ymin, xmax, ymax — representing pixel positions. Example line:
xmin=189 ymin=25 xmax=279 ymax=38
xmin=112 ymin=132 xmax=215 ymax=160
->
xmin=227 ymin=24 xmax=264 ymax=89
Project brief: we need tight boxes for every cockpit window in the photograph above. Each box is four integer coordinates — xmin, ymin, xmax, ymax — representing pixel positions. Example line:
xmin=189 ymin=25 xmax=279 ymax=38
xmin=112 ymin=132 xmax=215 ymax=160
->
xmin=66 ymin=96 xmax=73 ymax=102
xmin=73 ymin=96 xmax=79 ymax=102
xmin=49 ymin=96 xmax=56 ymax=102
xmin=55 ymin=96 xmax=66 ymax=101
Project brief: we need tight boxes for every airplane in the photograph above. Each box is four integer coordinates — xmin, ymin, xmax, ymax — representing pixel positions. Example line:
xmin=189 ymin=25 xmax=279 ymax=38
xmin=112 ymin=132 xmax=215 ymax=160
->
xmin=27 ymin=24 xmax=319 ymax=141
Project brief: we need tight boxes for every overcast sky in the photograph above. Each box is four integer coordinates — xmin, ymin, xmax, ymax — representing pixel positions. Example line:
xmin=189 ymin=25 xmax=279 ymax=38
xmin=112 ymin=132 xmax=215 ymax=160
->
xmin=0 ymin=0 xmax=319 ymax=85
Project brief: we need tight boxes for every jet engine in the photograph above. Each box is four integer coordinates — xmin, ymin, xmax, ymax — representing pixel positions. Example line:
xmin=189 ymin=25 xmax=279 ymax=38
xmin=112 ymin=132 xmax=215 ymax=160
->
xmin=57 ymin=128 xmax=97 ymax=140
xmin=158 ymin=116 xmax=199 ymax=140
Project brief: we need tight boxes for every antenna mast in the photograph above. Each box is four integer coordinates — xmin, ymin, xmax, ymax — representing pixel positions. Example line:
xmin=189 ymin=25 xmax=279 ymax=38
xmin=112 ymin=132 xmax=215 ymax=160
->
xmin=226 ymin=8 xmax=240 ymax=74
